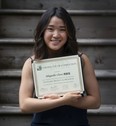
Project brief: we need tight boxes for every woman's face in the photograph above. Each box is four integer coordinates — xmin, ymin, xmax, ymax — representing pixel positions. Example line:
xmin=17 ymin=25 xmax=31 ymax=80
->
xmin=44 ymin=16 xmax=68 ymax=52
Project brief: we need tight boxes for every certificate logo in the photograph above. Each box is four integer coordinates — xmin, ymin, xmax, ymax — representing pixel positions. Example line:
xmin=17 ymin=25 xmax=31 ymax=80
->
xmin=37 ymin=65 xmax=42 ymax=71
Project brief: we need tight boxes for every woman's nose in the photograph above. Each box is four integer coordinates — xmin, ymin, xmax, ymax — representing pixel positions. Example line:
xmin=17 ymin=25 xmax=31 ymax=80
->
xmin=53 ymin=30 xmax=60 ymax=37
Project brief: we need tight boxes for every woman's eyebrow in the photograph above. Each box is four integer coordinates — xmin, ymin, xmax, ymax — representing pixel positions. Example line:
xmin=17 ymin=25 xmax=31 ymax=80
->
xmin=47 ymin=25 xmax=54 ymax=27
xmin=60 ymin=26 xmax=66 ymax=28
xmin=47 ymin=25 xmax=66 ymax=28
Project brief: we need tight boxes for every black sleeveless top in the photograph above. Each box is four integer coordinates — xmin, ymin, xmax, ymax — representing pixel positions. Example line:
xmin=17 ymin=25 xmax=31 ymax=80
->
xmin=31 ymin=53 xmax=90 ymax=126
xmin=31 ymin=106 xmax=89 ymax=126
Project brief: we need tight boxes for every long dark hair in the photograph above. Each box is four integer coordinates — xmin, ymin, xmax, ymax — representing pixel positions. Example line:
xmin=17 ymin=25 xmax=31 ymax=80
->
xmin=34 ymin=7 xmax=78 ymax=59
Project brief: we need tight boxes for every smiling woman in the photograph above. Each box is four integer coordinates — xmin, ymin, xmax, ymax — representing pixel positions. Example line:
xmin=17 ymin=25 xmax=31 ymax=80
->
xmin=19 ymin=7 xmax=101 ymax=126
xmin=33 ymin=7 xmax=77 ymax=59
xmin=44 ymin=16 xmax=68 ymax=53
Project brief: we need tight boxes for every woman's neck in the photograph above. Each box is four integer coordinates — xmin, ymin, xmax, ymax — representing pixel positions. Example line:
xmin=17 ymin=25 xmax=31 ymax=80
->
xmin=47 ymin=48 xmax=64 ymax=58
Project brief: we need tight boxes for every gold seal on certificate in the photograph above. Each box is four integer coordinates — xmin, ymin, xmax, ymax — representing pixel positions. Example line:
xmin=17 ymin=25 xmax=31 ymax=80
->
xmin=32 ymin=55 xmax=84 ymax=98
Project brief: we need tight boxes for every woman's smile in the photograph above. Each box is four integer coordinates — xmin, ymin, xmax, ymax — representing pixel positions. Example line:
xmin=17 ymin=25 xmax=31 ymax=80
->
xmin=51 ymin=39 xmax=61 ymax=45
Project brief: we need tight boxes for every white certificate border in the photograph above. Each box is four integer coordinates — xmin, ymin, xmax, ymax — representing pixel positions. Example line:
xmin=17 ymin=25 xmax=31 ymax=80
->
xmin=32 ymin=55 xmax=84 ymax=98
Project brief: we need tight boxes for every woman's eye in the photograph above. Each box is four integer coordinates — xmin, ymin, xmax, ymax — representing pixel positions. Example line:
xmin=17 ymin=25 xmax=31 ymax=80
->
xmin=60 ymin=29 xmax=66 ymax=31
xmin=47 ymin=28 xmax=53 ymax=31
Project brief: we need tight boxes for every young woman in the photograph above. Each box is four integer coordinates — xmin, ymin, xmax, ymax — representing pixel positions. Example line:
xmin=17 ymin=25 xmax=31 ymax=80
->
xmin=19 ymin=7 xmax=101 ymax=126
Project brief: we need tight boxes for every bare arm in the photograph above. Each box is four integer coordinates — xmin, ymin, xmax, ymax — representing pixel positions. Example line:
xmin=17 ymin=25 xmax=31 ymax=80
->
xmin=19 ymin=58 xmax=66 ymax=113
xmin=60 ymin=54 xmax=101 ymax=109
xmin=19 ymin=54 xmax=101 ymax=113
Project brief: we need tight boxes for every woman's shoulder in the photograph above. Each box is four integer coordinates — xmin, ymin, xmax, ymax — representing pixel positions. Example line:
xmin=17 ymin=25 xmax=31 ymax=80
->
xmin=78 ymin=52 xmax=89 ymax=60
xmin=23 ymin=55 xmax=35 ymax=68
xmin=78 ymin=52 xmax=91 ymax=67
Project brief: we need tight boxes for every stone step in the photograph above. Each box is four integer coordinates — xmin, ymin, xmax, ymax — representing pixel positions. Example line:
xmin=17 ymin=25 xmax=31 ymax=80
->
xmin=1 ymin=9 xmax=116 ymax=38
xmin=1 ymin=38 xmax=116 ymax=45
xmin=0 ymin=104 xmax=116 ymax=126
xmin=1 ymin=9 xmax=116 ymax=15
xmin=0 ymin=38 xmax=116 ymax=70
xmin=1 ymin=0 xmax=116 ymax=10
xmin=0 ymin=69 xmax=116 ymax=79
xmin=0 ymin=0 xmax=116 ymax=125
xmin=0 ymin=104 xmax=116 ymax=115
xmin=0 ymin=69 xmax=116 ymax=104
xmin=0 ymin=104 xmax=32 ymax=126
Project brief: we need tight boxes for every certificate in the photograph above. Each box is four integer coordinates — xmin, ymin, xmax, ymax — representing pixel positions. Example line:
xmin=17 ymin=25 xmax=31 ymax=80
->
xmin=32 ymin=55 xmax=84 ymax=98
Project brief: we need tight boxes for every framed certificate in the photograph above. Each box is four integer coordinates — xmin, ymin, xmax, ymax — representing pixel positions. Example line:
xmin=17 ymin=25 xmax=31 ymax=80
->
xmin=32 ymin=55 xmax=84 ymax=98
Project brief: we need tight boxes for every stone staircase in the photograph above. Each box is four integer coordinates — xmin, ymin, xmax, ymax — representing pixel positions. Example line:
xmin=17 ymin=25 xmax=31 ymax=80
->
xmin=0 ymin=0 xmax=116 ymax=126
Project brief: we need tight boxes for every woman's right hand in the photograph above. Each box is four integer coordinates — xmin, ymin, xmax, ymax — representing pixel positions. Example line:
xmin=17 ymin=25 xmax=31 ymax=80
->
xmin=61 ymin=92 xmax=82 ymax=106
